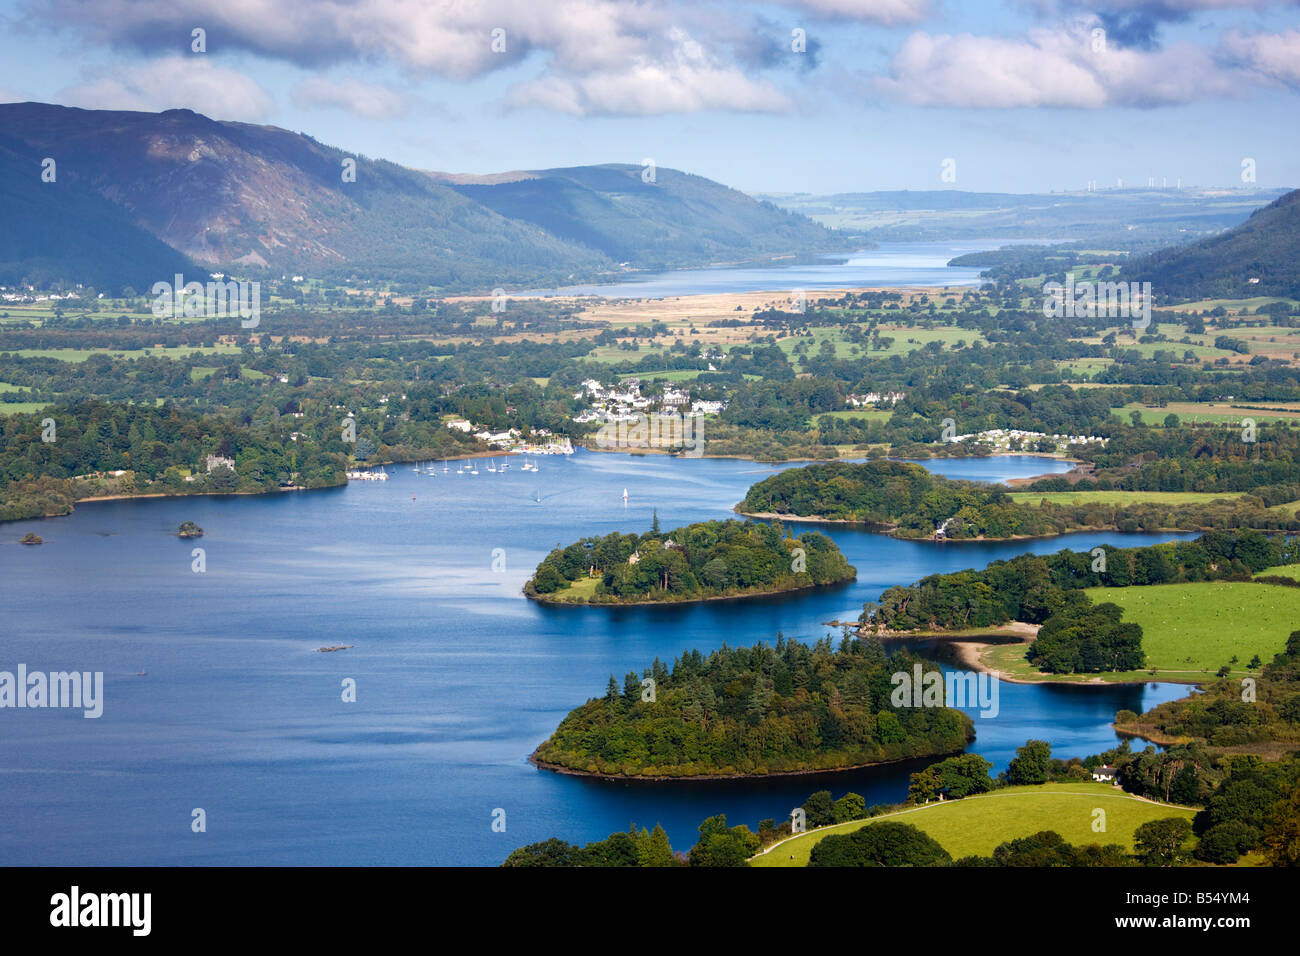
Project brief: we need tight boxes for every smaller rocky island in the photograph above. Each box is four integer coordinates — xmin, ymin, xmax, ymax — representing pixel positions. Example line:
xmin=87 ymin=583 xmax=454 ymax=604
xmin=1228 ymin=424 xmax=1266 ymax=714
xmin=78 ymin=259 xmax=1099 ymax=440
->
xmin=524 ymin=516 xmax=855 ymax=605
xmin=20 ymin=532 xmax=43 ymax=545
xmin=176 ymin=521 xmax=204 ymax=538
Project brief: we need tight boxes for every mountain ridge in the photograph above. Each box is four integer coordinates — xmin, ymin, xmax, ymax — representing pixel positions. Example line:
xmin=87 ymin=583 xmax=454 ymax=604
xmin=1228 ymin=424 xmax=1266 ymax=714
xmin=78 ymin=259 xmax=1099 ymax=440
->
xmin=0 ymin=102 xmax=848 ymax=293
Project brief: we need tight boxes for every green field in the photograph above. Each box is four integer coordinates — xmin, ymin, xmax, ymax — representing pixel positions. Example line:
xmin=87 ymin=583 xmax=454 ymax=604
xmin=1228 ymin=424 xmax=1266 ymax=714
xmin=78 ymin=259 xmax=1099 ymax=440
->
xmin=1113 ymin=401 xmax=1300 ymax=426
xmin=751 ymin=783 xmax=1194 ymax=866
xmin=618 ymin=369 xmax=706 ymax=382
xmin=977 ymin=580 xmax=1300 ymax=683
xmin=1169 ymin=296 xmax=1300 ymax=314
xmin=1081 ymin=581 xmax=1300 ymax=677
xmin=0 ymin=401 xmax=51 ymax=415
xmin=778 ymin=325 xmax=984 ymax=362
xmin=816 ymin=409 xmax=894 ymax=423
xmin=1008 ymin=490 xmax=1244 ymax=507
xmin=1258 ymin=563 xmax=1300 ymax=581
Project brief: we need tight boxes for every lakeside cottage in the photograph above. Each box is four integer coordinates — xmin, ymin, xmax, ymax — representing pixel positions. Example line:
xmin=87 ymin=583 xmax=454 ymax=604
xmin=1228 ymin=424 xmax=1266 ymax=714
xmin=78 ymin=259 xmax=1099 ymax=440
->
xmin=1092 ymin=765 xmax=1117 ymax=782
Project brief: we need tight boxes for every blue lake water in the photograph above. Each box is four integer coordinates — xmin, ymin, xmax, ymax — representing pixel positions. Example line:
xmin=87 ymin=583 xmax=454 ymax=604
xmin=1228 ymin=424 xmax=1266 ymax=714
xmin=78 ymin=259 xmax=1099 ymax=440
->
xmin=0 ymin=452 xmax=1194 ymax=865
xmin=525 ymin=241 xmax=1003 ymax=298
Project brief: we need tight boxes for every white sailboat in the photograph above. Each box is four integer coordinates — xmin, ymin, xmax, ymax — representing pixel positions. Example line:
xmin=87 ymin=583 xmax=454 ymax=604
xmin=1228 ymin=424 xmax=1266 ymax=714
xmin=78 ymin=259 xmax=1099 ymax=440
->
xmin=622 ymin=487 xmax=628 ymax=502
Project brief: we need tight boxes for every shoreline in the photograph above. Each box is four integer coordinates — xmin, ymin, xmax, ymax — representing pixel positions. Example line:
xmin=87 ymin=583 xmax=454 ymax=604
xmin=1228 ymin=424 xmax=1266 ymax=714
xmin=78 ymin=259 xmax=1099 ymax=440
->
xmin=526 ymin=573 xmax=857 ymax=608
xmin=947 ymin=633 xmax=1205 ymax=688
xmin=528 ymin=745 xmax=968 ymax=783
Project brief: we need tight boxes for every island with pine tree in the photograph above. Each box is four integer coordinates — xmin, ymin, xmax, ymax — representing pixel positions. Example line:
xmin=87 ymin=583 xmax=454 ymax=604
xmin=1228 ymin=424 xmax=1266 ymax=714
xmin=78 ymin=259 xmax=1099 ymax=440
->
xmin=524 ymin=514 xmax=855 ymax=605
xmin=531 ymin=637 xmax=975 ymax=779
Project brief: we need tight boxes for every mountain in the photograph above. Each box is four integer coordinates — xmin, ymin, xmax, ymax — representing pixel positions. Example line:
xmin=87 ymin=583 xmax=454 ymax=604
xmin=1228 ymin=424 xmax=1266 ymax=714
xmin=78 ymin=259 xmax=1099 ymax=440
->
xmin=0 ymin=130 xmax=195 ymax=294
xmin=444 ymin=165 xmax=846 ymax=272
xmin=0 ymin=103 xmax=847 ymax=293
xmin=1125 ymin=188 xmax=1300 ymax=299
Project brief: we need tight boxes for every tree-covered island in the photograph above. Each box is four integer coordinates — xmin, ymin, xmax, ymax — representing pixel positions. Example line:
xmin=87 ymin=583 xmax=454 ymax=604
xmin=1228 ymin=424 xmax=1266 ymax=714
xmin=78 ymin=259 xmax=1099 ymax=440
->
xmin=739 ymin=459 xmax=1300 ymax=541
xmin=524 ymin=516 xmax=855 ymax=605
xmin=531 ymin=636 xmax=975 ymax=778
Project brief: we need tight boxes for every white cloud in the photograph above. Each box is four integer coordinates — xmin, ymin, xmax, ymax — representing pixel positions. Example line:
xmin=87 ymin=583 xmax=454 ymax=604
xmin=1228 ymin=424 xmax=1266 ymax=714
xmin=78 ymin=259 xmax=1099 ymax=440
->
xmin=58 ymin=56 xmax=274 ymax=120
xmin=1219 ymin=28 xmax=1300 ymax=88
xmin=291 ymin=76 xmax=409 ymax=118
xmin=38 ymin=0 xmax=795 ymax=115
xmin=771 ymin=0 xmax=929 ymax=23
xmin=506 ymin=28 xmax=790 ymax=115
xmin=876 ymin=22 xmax=1242 ymax=108
xmin=35 ymin=0 xmax=670 ymax=79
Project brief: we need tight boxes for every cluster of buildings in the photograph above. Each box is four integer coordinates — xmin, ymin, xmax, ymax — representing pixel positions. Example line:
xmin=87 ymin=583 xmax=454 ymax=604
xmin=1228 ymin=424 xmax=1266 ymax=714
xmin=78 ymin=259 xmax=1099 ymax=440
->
xmin=1 ymin=288 xmax=81 ymax=303
xmin=946 ymin=428 xmax=1108 ymax=452
xmin=847 ymin=391 xmax=905 ymax=407
xmin=571 ymin=378 xmax=727 ymax=425
xmin=444 ymin=419 xmax=573 ymax=455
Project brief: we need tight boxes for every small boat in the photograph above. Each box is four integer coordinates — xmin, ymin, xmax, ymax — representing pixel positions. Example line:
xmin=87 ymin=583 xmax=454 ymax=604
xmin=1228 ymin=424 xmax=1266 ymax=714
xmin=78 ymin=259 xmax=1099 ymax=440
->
xmin=487 ymin=461 xmax=497 ymax=473
xmin=622 ymin=487 xmax=629 ymax=502
xmin=443 ymin=461 xmax=449 ymax=473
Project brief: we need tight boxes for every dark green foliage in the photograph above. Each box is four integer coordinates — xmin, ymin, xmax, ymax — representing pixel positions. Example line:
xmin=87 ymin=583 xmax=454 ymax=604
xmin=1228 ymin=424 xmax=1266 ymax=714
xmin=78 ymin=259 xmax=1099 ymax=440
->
xmin=533 ymin=637 xmax=975 ymax=777
xmin=502 ymin=823 xmax=680 ymax=867
xmin=0 ymin=399 xmax=348 ymax=520
xmin=1133 ymin=817 xmax=1193 ymax=866
xmin=688 ymin=814 xmax=760 ymax=867
xmin=743 ymin=460 xmax=1300 ymax=541
xmin=1126 ymin=188 xmax=1300 ymax=299
xmin=986 ymin=831 xmax=1131 ymax=867
xmin=1029 ymin=594 xmax=1145 ymax=673
xmin=1132 ymin=631 xmax=1300 ymax=749
xmin=741 ymin=459 xmax=1052 ymax=539
xmin=908 ymin=752 xmax=995 ymax=802
xmin=1006 ymin=740 xmax=1053 ymax=786
xmin=1194 ymin=821 xmax=1261 ymax=864
xmin=807 ymin=821 xmax=951 ymax=867
xmin=868 ymin=533 xmax=1284 ymax=634
xmin=525 ymin=518 xmax=855 ymax=603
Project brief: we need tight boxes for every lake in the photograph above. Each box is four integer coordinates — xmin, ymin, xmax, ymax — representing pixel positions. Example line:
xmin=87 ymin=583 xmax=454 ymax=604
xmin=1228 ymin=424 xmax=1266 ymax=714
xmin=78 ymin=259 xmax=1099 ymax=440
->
xmin=0 ymin=452 xmax=1194 ymax=865
xmin=524 ymin=240 xmax=1003 ymax=298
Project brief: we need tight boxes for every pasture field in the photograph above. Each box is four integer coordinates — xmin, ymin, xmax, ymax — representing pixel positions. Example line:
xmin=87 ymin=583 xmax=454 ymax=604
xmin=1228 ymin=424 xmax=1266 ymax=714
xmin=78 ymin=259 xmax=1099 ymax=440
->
xmin=0 ymin=401 xmax=51 ymax=415
xmin=751 ymin=783 xmax=1195 ymax=866
xmin=1112 ymin=401 xmax=1300 ymax=425
xmin=816 ymin=409 xmax=894 ymax=423
xmin=1007 ymin=490 xmax=1243 ymax=507
xmin=1257 ymin=563 xmax=1300 ymax=581
xmin=1081 ymin=581 xmax=1300 ymax=677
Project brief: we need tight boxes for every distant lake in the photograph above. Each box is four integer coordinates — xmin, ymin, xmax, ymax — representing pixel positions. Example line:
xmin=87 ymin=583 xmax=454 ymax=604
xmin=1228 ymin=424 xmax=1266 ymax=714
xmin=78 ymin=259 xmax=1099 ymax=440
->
xmin=525 ymin=241 xmax=1005 ymax=298
xmin=0 ymin=452 xmax=1194 ymax=866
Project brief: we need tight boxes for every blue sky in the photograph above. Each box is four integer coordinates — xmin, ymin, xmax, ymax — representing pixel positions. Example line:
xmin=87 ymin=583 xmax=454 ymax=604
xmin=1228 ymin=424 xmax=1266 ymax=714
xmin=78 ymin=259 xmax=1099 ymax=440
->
xmin=1 ymin=0 xmax=1298 ymax=193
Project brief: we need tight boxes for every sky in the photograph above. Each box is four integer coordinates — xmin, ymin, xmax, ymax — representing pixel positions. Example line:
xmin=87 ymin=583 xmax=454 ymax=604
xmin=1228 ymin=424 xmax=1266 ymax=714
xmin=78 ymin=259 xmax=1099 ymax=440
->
xmin=0 ymin=0 xmax=1298 ymax=194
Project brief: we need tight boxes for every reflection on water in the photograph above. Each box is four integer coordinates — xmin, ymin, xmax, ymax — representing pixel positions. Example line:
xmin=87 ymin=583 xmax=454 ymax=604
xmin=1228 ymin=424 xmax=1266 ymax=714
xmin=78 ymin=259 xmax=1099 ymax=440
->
xmin=0 ymin=450 xmax=1195 ymax=865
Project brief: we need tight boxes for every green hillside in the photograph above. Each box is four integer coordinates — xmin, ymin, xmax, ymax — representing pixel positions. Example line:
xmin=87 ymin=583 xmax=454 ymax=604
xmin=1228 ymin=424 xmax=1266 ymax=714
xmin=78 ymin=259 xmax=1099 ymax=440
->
xmin=1126 ymin=188 xmax=1300 ymax=299
xmin=752 ymin=783 xmax=1195 ymax=866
